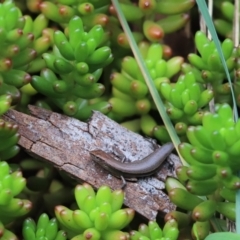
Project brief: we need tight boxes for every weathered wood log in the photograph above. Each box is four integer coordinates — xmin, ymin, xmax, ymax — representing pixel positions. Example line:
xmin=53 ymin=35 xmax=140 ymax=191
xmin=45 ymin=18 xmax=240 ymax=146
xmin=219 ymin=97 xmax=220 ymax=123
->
xmin=3 ymin=106 xmax=182 ymax=220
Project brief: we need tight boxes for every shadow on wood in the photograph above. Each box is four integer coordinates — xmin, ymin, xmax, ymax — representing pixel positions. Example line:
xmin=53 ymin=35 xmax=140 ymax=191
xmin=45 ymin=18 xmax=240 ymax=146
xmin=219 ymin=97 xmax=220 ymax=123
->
xmin=3 ymin=105 xmax=182 ymax=220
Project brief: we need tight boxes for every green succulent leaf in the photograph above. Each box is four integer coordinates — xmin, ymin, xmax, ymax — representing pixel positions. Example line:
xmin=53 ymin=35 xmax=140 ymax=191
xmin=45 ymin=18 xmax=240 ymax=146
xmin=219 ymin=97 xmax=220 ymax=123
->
xmin=204 ymin=232 xmax=240 ymax=240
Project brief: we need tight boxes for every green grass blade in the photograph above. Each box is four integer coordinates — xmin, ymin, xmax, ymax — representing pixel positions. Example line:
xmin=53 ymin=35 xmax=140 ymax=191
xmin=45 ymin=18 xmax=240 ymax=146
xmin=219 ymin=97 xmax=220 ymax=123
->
xmin=237 ymin=189 xmax=240 ymax=233
xmin=111 ymin=0 xmax=186 ymax=164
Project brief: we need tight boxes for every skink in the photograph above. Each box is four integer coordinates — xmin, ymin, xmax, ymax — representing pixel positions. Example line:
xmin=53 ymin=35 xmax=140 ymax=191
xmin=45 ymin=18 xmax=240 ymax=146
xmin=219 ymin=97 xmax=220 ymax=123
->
xmin=90 ymin=142 xmax=174 ymax=179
